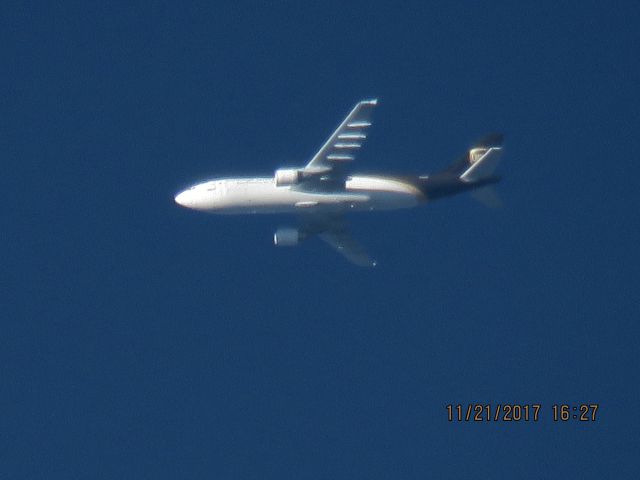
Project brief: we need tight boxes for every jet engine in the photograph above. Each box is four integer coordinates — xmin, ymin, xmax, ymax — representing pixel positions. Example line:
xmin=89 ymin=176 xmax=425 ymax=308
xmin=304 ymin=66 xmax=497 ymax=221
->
xmin=274 ymin=168 xmax=301 ymax=187
xmin=273 ymin=227 xmax=301 ymax=246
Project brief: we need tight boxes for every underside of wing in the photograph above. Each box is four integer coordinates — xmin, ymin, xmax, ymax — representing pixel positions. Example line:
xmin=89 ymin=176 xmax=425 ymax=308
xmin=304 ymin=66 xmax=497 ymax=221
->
xmin=319 ymin=231 xmax=377 ymax=267
xmin=303 ymin=99 xmax=378 ymax=175
xmin=299 ymin=212 xmax=376 ymax=267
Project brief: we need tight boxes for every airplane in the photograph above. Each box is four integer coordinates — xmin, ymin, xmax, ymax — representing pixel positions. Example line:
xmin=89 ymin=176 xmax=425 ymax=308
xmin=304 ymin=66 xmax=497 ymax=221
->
xmin=174 ymin=99 xmax=504 ymax=266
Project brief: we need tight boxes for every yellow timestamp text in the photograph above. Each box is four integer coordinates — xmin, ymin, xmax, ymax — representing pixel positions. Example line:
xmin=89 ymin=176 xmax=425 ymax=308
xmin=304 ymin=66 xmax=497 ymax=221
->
xmin=446 ymin=404 xmax=599 ymax=422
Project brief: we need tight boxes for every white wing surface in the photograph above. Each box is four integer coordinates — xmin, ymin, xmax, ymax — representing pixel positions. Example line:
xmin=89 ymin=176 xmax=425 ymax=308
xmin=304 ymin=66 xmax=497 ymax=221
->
xmin=304 ymin=99 xmax=378 ymax=174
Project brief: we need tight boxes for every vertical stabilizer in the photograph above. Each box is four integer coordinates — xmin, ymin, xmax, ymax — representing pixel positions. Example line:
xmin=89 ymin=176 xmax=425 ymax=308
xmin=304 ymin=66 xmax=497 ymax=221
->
xmin=418 ymin=133 xmax=504 ymax=203
xmin=459 ymin=134 xmax=504 ymax=183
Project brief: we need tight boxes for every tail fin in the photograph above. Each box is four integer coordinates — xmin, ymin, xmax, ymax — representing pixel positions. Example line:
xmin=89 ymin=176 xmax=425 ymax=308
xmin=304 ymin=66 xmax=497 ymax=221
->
xmin=463 ymin=134 xmax=503 ymax=207
xmin=444 ymin=133 xmax=504 ymax=181
xmin=461 ymin=133 xmax=504 ymax=182
xmin=418 ymin=133 xmax=504 ymax=203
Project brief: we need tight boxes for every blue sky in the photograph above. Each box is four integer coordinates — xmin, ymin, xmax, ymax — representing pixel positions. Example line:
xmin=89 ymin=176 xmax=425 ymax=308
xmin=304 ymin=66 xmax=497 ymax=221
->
xmin=4 ymin=1 xmax=639 ymax=478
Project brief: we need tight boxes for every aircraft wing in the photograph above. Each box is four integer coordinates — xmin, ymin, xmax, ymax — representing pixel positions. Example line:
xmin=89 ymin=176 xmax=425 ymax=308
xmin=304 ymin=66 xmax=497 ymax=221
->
xmin=319 ymin=231 xmax=376 ymax=267
xmin=300 ymin=213 xmax=376 ymax=267
xmin=303 ymin=99 xmax=378 ymax=175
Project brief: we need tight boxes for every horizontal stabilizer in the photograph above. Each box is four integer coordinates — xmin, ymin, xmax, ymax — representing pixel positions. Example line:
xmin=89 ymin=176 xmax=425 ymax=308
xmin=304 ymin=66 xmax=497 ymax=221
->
xmin=470 ymin=185 xmax=503 ymax=208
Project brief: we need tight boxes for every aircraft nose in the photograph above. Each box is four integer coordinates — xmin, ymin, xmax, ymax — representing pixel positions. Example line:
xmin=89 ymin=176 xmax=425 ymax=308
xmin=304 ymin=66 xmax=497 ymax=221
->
xmin=174 ymin=190 xmax=192 ymax=208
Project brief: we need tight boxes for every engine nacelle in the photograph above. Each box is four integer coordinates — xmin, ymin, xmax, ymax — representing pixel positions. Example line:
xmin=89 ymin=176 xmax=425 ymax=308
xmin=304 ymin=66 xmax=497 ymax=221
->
xmin=273 ymin=227 xmax=301 ymax=246
xmin=274 ymin=168 xmax=301 ymax=187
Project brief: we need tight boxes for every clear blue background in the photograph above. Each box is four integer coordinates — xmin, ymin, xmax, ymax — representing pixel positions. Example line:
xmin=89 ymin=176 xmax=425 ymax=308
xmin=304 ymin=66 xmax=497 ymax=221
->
xmin=3 ymin=1 xmax=639 ymax=478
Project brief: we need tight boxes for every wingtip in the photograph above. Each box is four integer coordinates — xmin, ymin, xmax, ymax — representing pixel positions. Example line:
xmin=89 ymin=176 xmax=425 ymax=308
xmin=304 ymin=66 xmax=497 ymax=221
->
xmin=362 ymin=98 xmax=378 ymax=106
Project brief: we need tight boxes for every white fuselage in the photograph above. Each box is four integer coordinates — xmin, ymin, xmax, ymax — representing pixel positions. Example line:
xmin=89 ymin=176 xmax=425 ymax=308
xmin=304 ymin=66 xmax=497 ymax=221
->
xmin=174 ymin=175 xmax=425 ymax=214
